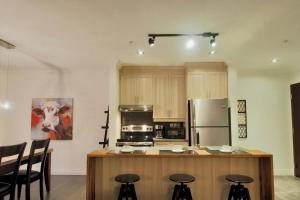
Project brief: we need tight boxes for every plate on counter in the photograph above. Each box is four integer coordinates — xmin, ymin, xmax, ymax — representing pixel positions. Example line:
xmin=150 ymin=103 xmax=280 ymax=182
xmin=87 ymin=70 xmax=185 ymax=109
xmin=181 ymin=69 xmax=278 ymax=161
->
xmin=120 ymin=148 xmax=134 ymax=153
xmin=171 ymin=149 xmax=185 ymax=153
xmin=219 ymin=149 xmax=233 ymax=153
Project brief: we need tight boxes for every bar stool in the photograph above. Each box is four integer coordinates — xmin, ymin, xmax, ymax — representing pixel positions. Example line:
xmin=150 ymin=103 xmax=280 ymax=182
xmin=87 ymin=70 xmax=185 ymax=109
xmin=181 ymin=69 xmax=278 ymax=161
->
xmin=115 ymin=173 xmax=140 ymax=200
xmin=169 ymin=173 xmax=195 ymax=200
xmin=226 ymin=174 xmax=254 ymax=200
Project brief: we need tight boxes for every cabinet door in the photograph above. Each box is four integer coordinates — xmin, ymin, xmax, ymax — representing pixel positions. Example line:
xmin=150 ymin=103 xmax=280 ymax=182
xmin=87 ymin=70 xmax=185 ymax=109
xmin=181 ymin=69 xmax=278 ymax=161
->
xmin=153 ymin=75 xmax=169 ymax=119
xmin=135 ymin=75 xmax=153 ymax=105
xmin=205 ymin=72 xmax=228 ymax=99
xmin=187 ymin=72 xmax=208 ymax=99
xmin=120 ymin=75 xmax=137 ymax=104
xmin=169 ymin=75 xmax=185 ymax=119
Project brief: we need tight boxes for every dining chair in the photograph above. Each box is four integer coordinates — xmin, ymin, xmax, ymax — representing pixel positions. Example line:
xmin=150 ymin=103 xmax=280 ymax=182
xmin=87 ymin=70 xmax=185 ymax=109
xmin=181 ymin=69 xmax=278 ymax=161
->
xmin=17 ymin=139 xmax=50 ymax=200
xmin=0 ymin=139 xmax=50 ymax=200
xmin=0 ymin=142 xmax=27 ymax=200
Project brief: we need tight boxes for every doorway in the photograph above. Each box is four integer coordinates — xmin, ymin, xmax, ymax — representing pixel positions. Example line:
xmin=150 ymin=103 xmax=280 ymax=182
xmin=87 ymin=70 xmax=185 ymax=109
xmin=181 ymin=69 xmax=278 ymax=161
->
xmin=291 ymin=83 xmax=300 ymax=177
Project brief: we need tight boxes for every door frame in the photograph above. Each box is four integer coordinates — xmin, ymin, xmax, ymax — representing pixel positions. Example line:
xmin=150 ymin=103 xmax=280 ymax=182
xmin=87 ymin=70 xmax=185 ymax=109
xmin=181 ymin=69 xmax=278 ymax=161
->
xmin=291 ymin=83 xmax=300 ymax=177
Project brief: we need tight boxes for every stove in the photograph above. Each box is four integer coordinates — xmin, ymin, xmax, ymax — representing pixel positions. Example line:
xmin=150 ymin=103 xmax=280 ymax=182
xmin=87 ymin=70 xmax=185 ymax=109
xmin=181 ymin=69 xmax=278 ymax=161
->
xmin=117 ymin=105 xmax=154 ymax=147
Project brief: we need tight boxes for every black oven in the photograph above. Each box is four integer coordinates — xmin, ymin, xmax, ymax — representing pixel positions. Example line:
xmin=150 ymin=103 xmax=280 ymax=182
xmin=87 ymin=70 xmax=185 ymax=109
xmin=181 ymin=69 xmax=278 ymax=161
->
xmin=163 ymin=122 xmax=185 ymax=139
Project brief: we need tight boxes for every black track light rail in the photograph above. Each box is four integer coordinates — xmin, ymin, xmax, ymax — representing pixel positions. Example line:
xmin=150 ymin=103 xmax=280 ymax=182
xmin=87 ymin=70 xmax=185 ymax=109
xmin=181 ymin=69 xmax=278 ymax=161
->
xmin=148 ymin=32 xmax=219 ymax=38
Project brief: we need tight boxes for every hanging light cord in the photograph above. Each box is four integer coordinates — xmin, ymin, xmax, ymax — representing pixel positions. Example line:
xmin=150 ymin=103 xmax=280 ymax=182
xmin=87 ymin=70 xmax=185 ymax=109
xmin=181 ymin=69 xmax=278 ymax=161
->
xmin=5 ymin=49 xmax=10 ymax=99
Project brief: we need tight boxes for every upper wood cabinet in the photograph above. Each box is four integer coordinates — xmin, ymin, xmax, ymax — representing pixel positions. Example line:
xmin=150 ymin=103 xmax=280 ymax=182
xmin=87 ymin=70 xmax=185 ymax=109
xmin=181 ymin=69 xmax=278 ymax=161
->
xmin=153 ymin=74 xmax=185 ymax=120
xmin=186 ymin=62 xmax=228 ymax=100
xmin=205 ymin=72 xmax=228 ymax=99
xmin=153 ymin=74 xmax=169 ymax=119
xmin=168 ymin=75 xmax=185 ymax=119
xmin=119 ymin=63 xmax=228 ymax=121
xmin=120 ymin=74 xmax=153 ymax=105
xmin=119 ymin=67 xmax=186 ymax=121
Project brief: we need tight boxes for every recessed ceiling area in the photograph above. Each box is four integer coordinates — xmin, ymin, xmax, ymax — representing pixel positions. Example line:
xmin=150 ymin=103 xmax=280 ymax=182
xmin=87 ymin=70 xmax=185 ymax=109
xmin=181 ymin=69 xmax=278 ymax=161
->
xmin=0 ymin=0 xmax=299 ymax=71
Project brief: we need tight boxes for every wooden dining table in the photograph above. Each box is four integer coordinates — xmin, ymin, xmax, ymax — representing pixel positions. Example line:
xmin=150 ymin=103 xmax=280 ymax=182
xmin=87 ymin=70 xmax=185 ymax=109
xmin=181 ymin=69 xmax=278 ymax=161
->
xmin=1 ymin=148 xmax=53 ymax=192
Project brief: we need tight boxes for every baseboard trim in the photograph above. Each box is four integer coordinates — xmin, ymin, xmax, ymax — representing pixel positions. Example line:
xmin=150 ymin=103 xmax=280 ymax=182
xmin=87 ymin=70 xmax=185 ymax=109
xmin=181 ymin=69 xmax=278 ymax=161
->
xmin=274 ymin=169 xmax=294 ymax=176
xmin=52 ymin=169 xmax=86 ymax=176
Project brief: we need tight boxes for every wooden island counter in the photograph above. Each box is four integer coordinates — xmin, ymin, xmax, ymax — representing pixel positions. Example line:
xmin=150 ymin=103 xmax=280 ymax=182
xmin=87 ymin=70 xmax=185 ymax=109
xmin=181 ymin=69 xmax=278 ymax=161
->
xmin=87 ymin=147 xmax=274 ymax=200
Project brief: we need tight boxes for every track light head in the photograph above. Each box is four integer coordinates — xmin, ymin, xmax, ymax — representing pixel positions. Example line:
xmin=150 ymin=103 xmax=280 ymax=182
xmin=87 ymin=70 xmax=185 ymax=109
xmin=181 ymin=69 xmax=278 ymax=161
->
xmin=148 ymin=36 xmax=155 ymax=47
xmin=210 ymin=36 xmax=217 ymax=47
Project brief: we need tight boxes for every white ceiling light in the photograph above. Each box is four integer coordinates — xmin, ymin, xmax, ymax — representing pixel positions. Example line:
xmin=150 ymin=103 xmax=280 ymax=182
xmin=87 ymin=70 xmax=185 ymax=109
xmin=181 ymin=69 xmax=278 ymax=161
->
xmin=185 ymin=39 xmax=195 ymax=49
xmin=272 ymin=58 xmax=279 ymax=63
xmin=137 ymin=49 xmax=144 ymax=56
xmin=0 ymin=100 xmax=11 ymax=110
xmin=209 ymin=50 xmax=216 ymax=55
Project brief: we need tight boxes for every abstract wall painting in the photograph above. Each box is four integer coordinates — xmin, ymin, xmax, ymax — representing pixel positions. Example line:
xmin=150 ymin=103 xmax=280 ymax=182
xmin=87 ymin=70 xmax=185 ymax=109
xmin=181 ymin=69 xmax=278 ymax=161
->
xmin=31 ymin=98 xmax=73 ymax=140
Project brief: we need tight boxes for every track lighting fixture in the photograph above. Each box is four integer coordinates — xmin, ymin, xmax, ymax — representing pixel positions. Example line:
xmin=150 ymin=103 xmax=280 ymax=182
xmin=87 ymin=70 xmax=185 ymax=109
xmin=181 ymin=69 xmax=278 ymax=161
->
xmin=210 ymin=36 xmax=217 ymax=47
xmin=148 ymin=36 xmax=155 ymax=47
xmin=147 ymin=32 xmax=219 ymax=50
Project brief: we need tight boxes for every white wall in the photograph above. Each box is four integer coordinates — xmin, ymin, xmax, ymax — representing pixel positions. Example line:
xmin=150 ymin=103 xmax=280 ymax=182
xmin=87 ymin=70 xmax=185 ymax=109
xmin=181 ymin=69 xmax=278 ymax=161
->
xmin=0 ymin=68 xmax=5 ymax=145
xmin=108 ymin=63 xmax=120 ymax=147
xmin=236 ymin=71 xmax=293 ymax=175
xmin=290 ymin=71 xmax=300 ymax=85
xmin=0 ymin=54 xmax=109 ymax=175
xmin=227 ymin=67 xmax=239 ymax=145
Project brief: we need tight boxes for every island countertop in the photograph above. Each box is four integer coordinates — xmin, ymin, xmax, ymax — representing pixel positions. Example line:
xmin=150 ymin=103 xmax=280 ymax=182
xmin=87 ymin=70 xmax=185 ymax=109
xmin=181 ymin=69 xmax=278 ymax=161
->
xmin=87 ymin=147 xmax=274 ymax=200
xmin=87 ymin=147 xmax=272 ymax=158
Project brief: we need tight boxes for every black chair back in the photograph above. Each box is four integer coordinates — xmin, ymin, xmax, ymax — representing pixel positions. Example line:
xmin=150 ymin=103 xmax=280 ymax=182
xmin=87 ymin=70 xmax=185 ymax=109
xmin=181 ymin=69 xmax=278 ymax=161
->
xmin=26 ymin=139 xmax=50 ymax=176
xmin=0 ymin=142 xmax=27 ymax=176
xmin=0 ymin=142 xmax=27 ymax=198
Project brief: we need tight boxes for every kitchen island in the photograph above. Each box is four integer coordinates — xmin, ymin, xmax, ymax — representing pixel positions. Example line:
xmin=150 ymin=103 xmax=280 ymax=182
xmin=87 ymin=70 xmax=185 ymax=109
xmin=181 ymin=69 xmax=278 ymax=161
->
xmin=86 ymin=147 xmax=274 ymax=200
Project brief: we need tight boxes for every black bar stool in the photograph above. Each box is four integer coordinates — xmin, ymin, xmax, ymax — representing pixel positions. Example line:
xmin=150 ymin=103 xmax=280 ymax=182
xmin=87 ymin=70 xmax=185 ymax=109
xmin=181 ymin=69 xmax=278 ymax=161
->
xmin=169 ymin=173 xmax=195 ymax=200
xmin=226 ymin=174 xmax=254 ymax=200
xmin=115 ymin=173 xmax=140 ymax=200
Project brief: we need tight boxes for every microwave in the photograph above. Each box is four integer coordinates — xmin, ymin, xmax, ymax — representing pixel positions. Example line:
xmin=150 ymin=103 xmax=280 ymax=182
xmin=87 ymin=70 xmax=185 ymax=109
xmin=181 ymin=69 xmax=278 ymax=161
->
xmin=164 ymin=122 xmax=185 ymax=139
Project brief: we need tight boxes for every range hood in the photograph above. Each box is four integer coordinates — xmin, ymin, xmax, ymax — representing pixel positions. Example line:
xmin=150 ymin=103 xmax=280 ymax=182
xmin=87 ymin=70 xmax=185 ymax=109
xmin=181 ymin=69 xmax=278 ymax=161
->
xmin=119 ymin=105 xmax=153 ymax=112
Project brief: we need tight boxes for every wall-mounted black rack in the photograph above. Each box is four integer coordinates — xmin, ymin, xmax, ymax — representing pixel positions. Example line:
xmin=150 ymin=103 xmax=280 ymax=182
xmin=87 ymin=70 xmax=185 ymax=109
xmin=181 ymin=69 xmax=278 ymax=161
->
xmin=99 ymin=106 xmax=109 ymax=148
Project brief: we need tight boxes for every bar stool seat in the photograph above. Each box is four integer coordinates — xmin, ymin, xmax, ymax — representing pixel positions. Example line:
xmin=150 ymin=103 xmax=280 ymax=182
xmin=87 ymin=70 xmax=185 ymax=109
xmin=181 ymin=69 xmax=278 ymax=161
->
xmin=115 ymin=174 xmax=140 ymax=184
xmin=115 ymin=174 xmax=140 ymax=200
xmin=169 ymin=174 xmax=195 ymax=200
xmin=226 ymin=174 xmax=254 ymax=184
xmin=169 ymin=174 xmax=195 ymax=184
xmin=226 ymin=174 xmax=253 ymax=200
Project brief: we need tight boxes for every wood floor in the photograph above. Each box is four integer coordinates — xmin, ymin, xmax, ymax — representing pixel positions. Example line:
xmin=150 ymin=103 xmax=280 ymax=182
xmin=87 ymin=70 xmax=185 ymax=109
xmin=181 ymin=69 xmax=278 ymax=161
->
xmin=3 ymin=176 xmax=85 ymax=200
xmin=275 ymin=176 xmax=300 ymax=200
xmin=2 ymin=175 xmax=300 ymax=199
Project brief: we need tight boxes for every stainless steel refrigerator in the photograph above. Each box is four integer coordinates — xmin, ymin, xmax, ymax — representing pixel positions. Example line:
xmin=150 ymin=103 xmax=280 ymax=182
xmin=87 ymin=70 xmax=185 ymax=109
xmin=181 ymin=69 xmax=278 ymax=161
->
xmin=188 ymin=99 xmax=231 ymax=146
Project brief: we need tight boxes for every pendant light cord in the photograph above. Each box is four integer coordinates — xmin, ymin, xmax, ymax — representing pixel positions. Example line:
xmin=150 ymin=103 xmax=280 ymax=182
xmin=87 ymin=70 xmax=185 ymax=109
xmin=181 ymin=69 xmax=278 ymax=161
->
xmin=5 ymin=49 xmax=10 ymax=98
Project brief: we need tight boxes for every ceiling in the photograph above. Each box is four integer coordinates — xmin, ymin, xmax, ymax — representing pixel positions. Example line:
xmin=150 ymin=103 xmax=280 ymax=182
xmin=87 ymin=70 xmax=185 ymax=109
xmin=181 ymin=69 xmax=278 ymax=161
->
xmin=0 ymin=0 xmax=300 ymax=71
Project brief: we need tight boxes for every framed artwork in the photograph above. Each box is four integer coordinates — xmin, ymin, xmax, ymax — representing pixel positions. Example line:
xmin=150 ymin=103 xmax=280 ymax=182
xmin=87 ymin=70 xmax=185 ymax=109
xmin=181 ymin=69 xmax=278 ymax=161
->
xmin=31 ymin=98 xmax=73 ymax=140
